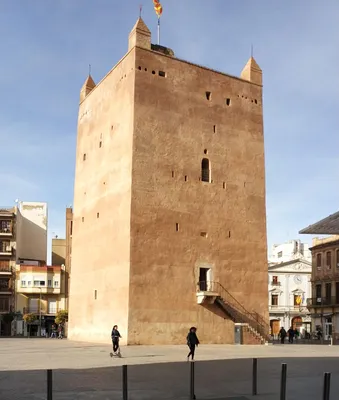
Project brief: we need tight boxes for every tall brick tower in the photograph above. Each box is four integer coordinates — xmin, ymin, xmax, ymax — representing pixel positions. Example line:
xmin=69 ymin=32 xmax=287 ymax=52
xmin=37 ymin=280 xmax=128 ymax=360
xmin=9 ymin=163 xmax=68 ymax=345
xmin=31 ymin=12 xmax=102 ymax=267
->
xmin=68 ymin=18 xmax=268 ymax=345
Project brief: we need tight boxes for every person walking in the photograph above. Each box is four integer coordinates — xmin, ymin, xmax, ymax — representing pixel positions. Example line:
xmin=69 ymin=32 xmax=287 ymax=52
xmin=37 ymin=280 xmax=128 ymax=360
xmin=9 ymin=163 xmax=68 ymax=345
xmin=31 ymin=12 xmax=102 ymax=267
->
xmin=187 ymin=327 xmax=199 ymax=361
xmin=288 ymin=327 xmax=295 ymax=343
xmin=110 ymin=325 xmax=122 ymax=358
xmin=279 ymin=327 xmax=287 ymax=344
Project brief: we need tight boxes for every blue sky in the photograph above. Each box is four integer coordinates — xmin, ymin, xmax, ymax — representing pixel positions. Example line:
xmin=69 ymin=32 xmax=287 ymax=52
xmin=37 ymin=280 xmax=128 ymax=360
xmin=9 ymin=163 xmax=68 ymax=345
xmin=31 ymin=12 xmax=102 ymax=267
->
xmin=0 ymin=1 xmax=338 ymax=261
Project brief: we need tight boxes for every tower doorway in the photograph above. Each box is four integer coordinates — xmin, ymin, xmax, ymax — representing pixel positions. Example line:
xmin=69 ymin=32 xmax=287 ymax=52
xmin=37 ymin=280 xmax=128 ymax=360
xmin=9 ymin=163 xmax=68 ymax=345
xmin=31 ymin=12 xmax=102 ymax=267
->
xmin=199 ymin=268 xmax=212 ymax=291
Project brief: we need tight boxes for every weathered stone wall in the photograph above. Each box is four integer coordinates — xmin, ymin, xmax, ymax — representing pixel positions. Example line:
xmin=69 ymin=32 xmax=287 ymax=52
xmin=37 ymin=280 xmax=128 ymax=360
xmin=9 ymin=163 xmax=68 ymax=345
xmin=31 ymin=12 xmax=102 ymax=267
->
xmin=127 ymin=47 xmax=268 ymax=345
xmin=68 ymin=50 xmax=136 ymax=343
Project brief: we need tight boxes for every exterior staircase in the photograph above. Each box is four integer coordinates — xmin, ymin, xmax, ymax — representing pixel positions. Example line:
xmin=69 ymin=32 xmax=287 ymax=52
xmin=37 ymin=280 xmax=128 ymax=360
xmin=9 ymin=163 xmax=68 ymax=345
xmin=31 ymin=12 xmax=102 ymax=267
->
xmin=198 ymin=281 xmax=270 ymax=344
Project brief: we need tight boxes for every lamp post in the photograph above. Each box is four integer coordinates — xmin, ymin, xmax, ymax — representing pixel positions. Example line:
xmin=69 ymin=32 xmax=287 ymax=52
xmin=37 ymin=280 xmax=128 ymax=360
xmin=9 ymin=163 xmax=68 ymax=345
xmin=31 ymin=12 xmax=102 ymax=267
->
xmin=39 ymin=287 xmax=42 ymax=337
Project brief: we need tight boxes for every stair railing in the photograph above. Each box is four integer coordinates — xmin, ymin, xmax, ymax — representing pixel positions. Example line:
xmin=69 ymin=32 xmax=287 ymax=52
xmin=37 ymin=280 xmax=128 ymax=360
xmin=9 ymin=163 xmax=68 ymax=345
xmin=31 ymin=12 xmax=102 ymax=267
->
xmin=198 ymin=281 xmax=270 ymax=340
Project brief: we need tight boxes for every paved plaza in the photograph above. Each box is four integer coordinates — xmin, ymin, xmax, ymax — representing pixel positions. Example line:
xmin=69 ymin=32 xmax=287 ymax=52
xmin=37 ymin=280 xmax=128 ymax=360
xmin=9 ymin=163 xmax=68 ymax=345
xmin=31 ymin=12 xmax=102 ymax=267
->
xmin=1 ymin=339 xmax=339 ymax=399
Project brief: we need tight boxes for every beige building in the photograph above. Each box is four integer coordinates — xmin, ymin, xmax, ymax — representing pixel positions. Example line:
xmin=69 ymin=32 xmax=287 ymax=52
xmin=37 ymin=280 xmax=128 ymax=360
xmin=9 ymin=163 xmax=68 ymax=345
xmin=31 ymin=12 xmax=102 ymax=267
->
xmin=16 ymin=264 xmax=66 ymax=336
xmin=0 ymin=202 xmax=48 ymax=336
xmin=300 ymin=211 xmax=339 ymax=339
xmin=52 ymin=238 xmax=66 ymax=266
xmin=69 ymin=18 xmax=268 ymax=345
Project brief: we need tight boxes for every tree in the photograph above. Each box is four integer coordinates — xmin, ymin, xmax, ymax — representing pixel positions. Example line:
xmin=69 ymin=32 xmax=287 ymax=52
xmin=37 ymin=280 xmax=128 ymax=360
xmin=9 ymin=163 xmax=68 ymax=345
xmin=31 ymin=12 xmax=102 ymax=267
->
xmin=23 ymin=313 xmax=37 ymax=337
xmin=55 ymin=310 xmax=68 ymax=325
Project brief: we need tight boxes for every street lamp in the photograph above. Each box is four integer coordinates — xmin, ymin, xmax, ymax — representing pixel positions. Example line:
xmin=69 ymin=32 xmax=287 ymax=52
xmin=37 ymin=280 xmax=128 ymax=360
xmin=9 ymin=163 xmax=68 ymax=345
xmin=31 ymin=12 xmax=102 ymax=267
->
xmin=38 ymin=287 xmax=42 ymax=337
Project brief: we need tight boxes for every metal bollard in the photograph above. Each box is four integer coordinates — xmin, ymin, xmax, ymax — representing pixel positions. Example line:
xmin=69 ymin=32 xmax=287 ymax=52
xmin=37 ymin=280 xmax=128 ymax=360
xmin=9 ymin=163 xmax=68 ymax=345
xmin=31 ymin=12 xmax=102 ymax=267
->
xmin=190 ymin=362 xmax=196 ymax=400
xmin=323 ymin=372 xmax=331 ymax=400
xmin=252 ymin=358 xmax=258 ymax=395
xmin=47 ymin=369 xmax=53 ymax=400
xmin=122 ymin=365 xmax=128 ymax=400
xmin=280 ymin=363 xmax=287 ymax=400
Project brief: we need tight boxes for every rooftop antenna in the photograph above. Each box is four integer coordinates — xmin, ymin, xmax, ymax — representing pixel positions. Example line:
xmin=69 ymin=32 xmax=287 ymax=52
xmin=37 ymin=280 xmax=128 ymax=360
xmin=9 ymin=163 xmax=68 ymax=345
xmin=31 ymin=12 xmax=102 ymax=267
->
xmin=139 ymin=4 xmax=143 ymax=17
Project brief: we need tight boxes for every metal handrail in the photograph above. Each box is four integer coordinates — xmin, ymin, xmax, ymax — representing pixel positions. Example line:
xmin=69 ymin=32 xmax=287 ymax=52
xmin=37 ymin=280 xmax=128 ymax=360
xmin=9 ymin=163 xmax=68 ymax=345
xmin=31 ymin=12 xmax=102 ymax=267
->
xmin=198 ymin=281 xmax=269 ymax=340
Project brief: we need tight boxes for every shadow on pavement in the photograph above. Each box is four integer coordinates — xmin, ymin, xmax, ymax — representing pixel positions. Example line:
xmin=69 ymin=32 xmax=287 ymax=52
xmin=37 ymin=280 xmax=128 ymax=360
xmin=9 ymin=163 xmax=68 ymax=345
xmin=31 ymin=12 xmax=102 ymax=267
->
xmin=0 ymin=357 xmax=338 ymax=400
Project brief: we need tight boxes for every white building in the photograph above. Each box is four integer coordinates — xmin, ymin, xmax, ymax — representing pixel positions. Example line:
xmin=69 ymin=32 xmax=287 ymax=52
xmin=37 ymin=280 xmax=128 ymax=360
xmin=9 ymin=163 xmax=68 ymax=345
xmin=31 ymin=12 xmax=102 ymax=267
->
xmin=268 ymin=240 xmax=312 ymax=338
xmin=270 ymin=239 xmax=311 ymax=264
xmin=15 ymin=201 xmax=48 ymax=263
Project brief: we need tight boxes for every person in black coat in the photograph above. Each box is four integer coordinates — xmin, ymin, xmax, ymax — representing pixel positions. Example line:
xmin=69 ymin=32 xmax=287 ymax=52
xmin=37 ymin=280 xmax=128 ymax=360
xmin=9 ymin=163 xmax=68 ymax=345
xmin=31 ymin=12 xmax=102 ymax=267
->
xmin=187 ymin=327 xmax=200 ymax=361
xmin=110 ymin=325 xmax=122 ymax=357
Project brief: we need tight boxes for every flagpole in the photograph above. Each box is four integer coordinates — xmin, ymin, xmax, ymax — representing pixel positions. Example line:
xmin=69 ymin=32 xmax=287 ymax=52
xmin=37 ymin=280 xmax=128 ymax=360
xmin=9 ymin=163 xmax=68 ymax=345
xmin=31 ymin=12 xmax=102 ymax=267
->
xmin=157 ymin=16 xmax=160 ymax=45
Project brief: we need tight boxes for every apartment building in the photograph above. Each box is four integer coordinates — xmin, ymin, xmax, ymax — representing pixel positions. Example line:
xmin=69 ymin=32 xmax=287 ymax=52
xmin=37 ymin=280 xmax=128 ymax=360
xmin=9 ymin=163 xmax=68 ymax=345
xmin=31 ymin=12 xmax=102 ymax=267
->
xmin=300 ymin=211 xmax=339 ymax=339
xmin=0 ymin=207 xmax=16 ymax=335
xmin=16 ymin=263 xmax=66 ymax=336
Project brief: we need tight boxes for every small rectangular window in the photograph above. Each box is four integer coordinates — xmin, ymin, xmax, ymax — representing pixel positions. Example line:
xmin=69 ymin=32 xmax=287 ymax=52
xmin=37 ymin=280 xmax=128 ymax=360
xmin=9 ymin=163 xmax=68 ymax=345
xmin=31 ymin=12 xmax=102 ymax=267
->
xmin=97 ymin=213 xmax=100 ymax=218
xmin=200 ymin=232 xmax=208 ymax=238
xmin=213 ymin=125 xmax=216 ymax=133
xmin=94 ymin=290 xmax=97 ymax=300
xmin=83 ymin=153 xmax=86 ymax=161
xmin=185 ymin=176 xmax=188 ymax=182
xmin=223 ymin=182 xmax=226 ymax=189
xmin=159 ymin=71 xmax=166 ymax=77
xmin=278 ymin=251 xmax=283 ymax=258
xmin=21 ymin=281 xmax=26 ymax=287
xmin=206 ymin=91 xmax=211 ymax=101
xmin=317 ymin=253 xmax=322 ymax=269
xmin=70 ymin=221 xmax=73 ymax=236
xmin=226 ymin=98 xmax=231 ymax=106
xmin=272 ymin=276 xmax=278 ymax=284
xmin=99 ymin=141 xmax=102 ymax=148
xmin=228 ymin=231 xmax=231 ymax=238
xmin=54 ymin=281 xmax=59 ymax=287
xmin=82 ymin=217 xmax=84 ymax=223
xmin=271 ymin=294 xmax=278 ymax=306
xmin=176 ymin=223 xmax=179 ymax=232
xmin=172 ymin=171 xmax=175 ymax=178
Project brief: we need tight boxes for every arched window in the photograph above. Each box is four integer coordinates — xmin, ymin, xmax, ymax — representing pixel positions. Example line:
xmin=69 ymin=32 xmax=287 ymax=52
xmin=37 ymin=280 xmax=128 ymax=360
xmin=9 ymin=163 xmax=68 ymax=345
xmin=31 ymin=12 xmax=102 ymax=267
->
xmin=201 ymin=158 xmax=210 ymax=182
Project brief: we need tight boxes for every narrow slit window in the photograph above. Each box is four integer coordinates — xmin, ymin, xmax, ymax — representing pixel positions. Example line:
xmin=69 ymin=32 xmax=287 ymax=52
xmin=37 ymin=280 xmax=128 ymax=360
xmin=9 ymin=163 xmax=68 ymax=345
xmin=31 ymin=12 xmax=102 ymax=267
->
xmin=185 ymin=175 xmax=188 ymax=182
xmin=159 ymin=71 xmax=166 ymax=77
xmin=138 ymin=66 xmax=142 ymax=70
xmin=172 ymin=171 xmax=175 ymax=178
xmin=176 ymin=223 xmax=179 ymax=232
xmin=97 ymin=213 xmax=100 ymax=219
xmin=83 ymin=153 xmax=86 ymax=161
xmin=201 ymin=158 xmax=211 ymax=183
xmin=223 ymin=182 xmax=226 ymax=189
xmin=99 ymin=141 xmax=102 ymax=148
xmin=94 ymin=290 xmax=97 ymax=300
xmin=213 ymin=125 xmax=216 ymax=133
xmin=82 ymin=217 xmax=84 ymax=222
xmin=228 ymin=231 xmax=231 ymax=238
xmin=206 ymin=91 xmax=211 ymax=101
xmin=226 ymin=98 xmax=231 ymax=106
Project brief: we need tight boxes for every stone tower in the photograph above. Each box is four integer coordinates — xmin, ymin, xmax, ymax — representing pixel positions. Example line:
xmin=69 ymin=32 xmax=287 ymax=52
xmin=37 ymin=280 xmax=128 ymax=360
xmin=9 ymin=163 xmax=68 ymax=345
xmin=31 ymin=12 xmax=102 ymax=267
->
xmin=68 ymin=18 xmax=268 ymax=345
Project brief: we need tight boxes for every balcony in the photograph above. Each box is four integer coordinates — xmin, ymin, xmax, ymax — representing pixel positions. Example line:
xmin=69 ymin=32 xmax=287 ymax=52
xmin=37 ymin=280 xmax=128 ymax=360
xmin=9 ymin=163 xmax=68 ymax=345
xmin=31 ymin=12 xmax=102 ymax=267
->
xmin=18 ymin=285 xmax=61 ymax=295
xmin=0 ymin=264 xmax=12 ymax=275
xmin=271 ymin=281 xmax=281 ymax=286
xmin=23 ymin=306 xmax=60 ymax=315
xmin=0 ymin=287 xmax=12 ymax=294
xmin=307 ymin=297 xmax=339 ymax=307
xmin=269 ymin=304 xmax=309 ymax=313
xmin=0 ymin=242 xmax=12 ymax=256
